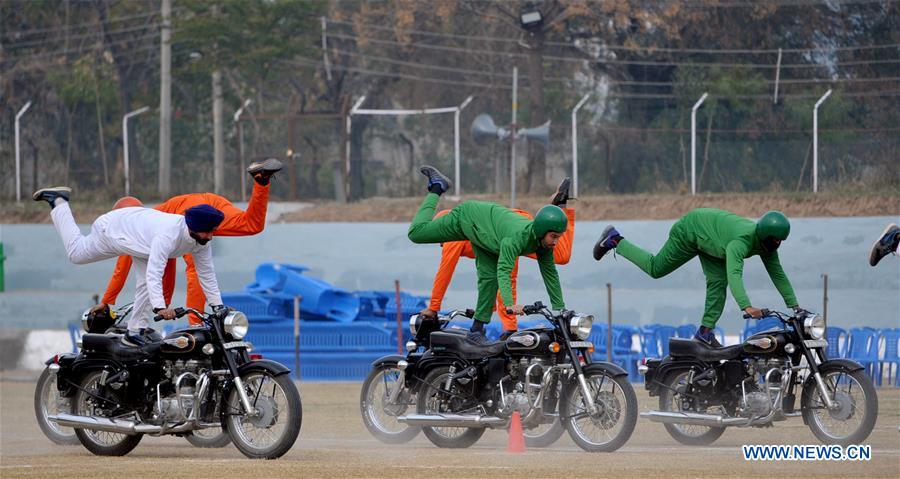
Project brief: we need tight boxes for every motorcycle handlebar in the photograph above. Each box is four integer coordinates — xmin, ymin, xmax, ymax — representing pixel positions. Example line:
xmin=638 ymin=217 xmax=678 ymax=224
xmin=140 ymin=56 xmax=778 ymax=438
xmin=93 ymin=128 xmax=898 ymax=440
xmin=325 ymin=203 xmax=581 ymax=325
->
xmin=742 ymin=308 xmax=773 ymax=320
xmin=152 ymin=307 xmax=188 ymax=322
xmin=505 ymin=301 xmax=546 ymax=316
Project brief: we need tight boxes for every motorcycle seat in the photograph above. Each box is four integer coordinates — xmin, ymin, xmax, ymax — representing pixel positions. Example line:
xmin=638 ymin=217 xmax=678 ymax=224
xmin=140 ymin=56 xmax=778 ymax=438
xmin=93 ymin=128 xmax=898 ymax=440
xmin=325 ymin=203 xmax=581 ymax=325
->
xmin=429 ymin=331 xmax=505 ymax=359
xmin=668 ymin=338 xmax=744 ymax=361
xmin=81 ymin=333 xmax=161 ymax=360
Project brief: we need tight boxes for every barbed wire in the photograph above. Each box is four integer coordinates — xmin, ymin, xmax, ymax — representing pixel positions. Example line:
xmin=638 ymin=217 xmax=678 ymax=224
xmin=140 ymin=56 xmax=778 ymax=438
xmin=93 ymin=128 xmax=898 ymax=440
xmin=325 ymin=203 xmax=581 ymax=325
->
xmin=325 ymin=18 xmax=900 ymax=55
xmin=325 ymin=33 xmax=900 ymax=70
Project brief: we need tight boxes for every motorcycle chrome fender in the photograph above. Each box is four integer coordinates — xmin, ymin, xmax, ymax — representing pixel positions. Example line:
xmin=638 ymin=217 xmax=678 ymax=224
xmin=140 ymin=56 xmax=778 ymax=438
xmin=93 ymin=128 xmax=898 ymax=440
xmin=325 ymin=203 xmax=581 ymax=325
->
xmin=644 ymin=357 xmax=709 ymax=396
xmin=370 ymin=354 xmax=406 ymax=369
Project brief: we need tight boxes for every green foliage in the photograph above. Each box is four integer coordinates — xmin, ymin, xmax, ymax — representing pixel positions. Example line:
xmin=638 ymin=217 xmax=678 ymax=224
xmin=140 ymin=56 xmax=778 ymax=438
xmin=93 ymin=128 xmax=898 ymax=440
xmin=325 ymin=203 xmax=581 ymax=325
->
xmin=48 ymin=56 xmax=118 ymax=111
xmin=174 ymin=0 xmax=325 ymax=77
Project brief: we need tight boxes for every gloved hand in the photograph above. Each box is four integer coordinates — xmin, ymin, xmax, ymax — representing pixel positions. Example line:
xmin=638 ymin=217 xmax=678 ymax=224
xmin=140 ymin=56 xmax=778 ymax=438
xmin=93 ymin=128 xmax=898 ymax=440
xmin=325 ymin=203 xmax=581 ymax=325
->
xmin=210 ymin=304 xmax=229 ymax=319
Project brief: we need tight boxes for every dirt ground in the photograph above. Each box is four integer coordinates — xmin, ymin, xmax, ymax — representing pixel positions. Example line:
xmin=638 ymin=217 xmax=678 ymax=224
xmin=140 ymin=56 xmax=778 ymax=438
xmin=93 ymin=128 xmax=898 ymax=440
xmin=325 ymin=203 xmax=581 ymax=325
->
xmin=4 ymin=192 xmax=898 ymax=224
xmin=2 ymin=374 xmax=898 ymax=479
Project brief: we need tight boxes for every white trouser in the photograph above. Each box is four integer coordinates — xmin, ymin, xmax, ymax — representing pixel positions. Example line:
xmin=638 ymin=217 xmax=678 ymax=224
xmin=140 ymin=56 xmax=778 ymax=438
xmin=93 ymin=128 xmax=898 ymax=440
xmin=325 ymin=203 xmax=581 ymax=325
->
xmin=50 ymin=202 xmax=119 ymax=264
xmin=128 ymin=258 xmax=154 ymax=331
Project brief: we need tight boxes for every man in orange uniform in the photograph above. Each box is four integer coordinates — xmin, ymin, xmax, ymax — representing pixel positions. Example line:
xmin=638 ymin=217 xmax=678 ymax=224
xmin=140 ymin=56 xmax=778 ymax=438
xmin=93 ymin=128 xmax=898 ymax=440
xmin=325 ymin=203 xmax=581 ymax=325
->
xmin=421 ymin=178 xmax=575 ymax=337
xmin=93 ymin=159 xmax=282 ymax=324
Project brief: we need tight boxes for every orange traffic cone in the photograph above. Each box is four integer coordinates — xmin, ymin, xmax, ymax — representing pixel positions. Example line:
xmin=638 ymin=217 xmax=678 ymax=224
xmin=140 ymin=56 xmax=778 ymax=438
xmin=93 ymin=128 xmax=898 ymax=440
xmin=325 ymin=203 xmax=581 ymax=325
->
xmin=507 ymin=410 xmax=526 ymax=453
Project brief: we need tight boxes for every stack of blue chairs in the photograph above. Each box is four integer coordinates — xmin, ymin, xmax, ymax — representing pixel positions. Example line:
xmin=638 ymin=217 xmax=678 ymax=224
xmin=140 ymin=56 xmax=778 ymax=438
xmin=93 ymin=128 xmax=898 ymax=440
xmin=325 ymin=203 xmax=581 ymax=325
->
xmin=589 ymin=324 xmax=642 ymax=381
xmin=222 ymin=263 xmax=429 ymax=380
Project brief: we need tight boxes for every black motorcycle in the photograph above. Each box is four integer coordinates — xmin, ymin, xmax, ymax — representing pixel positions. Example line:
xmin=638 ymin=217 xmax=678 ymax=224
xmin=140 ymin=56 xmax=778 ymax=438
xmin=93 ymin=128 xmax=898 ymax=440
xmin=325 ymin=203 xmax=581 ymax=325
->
xmin=46 ymin=307 xmax=302 ymax=459
xmin=373 ymin=301 xmax=637 ymax=452
xmin=641 ymin=309 xmax=878 ymax=446
xmin=35 ymin=304 xmax=229 ymax=448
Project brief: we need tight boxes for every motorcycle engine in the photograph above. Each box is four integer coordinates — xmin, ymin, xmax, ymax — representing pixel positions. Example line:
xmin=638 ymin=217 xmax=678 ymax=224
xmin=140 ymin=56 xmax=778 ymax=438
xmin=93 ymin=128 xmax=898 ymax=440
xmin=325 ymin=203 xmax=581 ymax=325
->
xmin=153 ymin=360 xmax=209 ymax=423
xmin=498 ymin=358 xmax=545 ymax=419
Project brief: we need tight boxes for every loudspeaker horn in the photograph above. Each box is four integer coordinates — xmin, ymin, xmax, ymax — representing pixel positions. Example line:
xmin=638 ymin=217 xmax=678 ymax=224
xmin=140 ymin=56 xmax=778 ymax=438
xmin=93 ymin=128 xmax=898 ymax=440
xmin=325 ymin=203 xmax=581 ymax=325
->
xmin=471 ymin=114 xmax=510 ymax=144
xmin=518 ymin=120 xmax=550 ymax=147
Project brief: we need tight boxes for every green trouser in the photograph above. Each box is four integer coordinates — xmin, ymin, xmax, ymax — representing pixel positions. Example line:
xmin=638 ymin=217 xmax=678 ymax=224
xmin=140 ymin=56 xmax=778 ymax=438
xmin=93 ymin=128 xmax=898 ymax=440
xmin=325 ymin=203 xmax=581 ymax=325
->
xmin=472 ymin=245 xmax=500 ymax=323
xmin=616 ymin=223 xmax=729 ymax=328
xmin=408 ymin=193 xmax=494 ymax=323
xmin=407 ymin=193 xmax=467 ymax=244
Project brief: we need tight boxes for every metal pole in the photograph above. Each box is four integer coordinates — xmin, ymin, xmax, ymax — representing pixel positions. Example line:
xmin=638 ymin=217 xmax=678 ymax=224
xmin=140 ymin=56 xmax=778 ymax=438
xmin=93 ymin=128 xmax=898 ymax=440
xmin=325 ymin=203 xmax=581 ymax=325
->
xmin=395 ymin=280 xmax=403 ymax=355
xmin=158 ymin=0 xmax=172 ymax=197
xmin=690 ymin=93 xmax=708 ymax=195
xmin=346 ymin=96 xmax=366 ymax=201
xmin=571 ymin=93 xmax=590 ymax=198
xmin=0 ymin=241 xmax=5 ymax=292
xmin=212 ymin=71 xmax=225 ymax=195
xmin=233 ymin=99 xmax=251 ymax=202
xmin=510 ymin=67 xmax=518 ymax=209
xmin=607 ymin=283 xmax=613 ymax=363
xmin=14 ymin=101 xmax=31 ymax=202
xmin=122 ymin=106 xmax=150 ymax=197
xmin=321 ymin=16 xmax=332 ymax=81
xmin=294 ymin=295 xmax=302 ymax=381
xmin=813 ymin=89 xmax=832 ymax=194
xmin=773 ymin=48 xmax=782 ymax=104
xmin=453 ymin=95 xmax=474 ymax=199
xmin=822 ymin=274 xmax=828 ymax=324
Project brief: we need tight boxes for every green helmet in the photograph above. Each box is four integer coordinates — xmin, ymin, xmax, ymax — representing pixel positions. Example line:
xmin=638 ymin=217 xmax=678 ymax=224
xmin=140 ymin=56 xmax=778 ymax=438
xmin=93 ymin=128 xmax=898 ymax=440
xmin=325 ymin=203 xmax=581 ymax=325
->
xmin=533 ymin=205 xmax=567 ymax=238
xmin=756 ymin=210 xmax=790 ymax=241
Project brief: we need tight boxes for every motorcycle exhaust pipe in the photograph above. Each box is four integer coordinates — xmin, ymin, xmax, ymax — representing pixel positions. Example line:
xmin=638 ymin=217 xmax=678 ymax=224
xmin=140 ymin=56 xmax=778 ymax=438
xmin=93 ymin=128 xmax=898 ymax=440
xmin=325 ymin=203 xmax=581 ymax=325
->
xmin=50 ymin=413 xmax=196 ymax=435
xmin=50 ymin=413 xmax=153 ymax=434
xmin=641 ymin=410 xmax=749 ymax=427
xmin=398 ymin=414 xmax=506 ymax=428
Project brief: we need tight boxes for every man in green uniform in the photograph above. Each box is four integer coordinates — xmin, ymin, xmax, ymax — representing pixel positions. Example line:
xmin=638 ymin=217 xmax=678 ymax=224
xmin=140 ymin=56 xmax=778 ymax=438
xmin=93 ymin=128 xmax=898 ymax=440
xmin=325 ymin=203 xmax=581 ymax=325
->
xmin=409 ymin=165 xmax=567 ymax=344
xmin=592 ymin=208 xmax=802 ymax=348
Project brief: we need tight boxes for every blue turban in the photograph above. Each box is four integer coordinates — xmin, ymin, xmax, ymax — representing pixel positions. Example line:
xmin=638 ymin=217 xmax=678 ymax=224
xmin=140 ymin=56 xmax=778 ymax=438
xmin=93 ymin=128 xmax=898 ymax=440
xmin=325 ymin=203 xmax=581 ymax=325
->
xmin=184 ymin=204 xmax=225 ymax=233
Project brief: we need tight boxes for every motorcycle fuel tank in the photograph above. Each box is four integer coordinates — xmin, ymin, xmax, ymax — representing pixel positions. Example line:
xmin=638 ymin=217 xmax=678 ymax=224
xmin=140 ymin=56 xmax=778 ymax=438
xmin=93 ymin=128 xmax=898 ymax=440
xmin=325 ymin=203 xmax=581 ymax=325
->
xmin=504 ymin=330 xmax=552 ymax=355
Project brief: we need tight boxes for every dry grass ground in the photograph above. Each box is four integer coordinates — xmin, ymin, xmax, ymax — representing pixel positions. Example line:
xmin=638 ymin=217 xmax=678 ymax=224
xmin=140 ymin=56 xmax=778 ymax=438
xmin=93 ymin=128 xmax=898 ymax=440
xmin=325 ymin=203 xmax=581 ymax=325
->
xmin=3 ymin=192 xmax=897 ymax=224
xmin=2 ymin=375 xmax=898 ymax=479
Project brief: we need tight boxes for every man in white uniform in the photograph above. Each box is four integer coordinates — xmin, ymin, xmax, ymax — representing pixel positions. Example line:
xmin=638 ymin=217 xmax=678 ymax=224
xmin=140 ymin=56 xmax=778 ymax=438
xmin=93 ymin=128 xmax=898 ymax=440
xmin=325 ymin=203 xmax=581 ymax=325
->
xmin=34 ymin=186 xmax=226 ymax=346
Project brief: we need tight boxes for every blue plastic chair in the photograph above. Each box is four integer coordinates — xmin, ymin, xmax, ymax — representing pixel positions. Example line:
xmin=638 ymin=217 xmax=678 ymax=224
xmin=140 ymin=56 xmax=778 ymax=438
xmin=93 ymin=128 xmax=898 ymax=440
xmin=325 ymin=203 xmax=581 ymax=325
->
xmin=878 ymin=329 xmax=899 ymax=386
xmin=656 ymin=326 xmax=678 ymax=357
xmin=846 ymin=328 xmax=880 ymax=384
xmin=67 ymin=322 xmax=82 ymax=353
xmin=825 ymin=326 xmax=848 ymax=359
xmin=676 ymin=324 xmax=697 ymax=339
xmin=640 ymin=324 xmax=664 ymax=358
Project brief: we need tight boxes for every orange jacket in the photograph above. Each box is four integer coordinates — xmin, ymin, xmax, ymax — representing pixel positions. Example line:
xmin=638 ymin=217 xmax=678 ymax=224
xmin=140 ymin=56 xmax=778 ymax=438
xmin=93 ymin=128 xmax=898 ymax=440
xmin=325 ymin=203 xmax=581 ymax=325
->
xmin=427 ymin=207 xmax=575 ymax=330
xmin=101 ymin=186 xmax=269 ymax=323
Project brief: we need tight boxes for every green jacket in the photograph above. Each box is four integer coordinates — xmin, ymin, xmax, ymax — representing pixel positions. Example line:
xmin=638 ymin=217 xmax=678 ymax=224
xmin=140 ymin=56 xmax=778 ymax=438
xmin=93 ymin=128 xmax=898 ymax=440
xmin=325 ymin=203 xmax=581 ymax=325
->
xmin=680 ymin=208 xmax=798 ymax=310
xmin=455 ymin=201 xmax=565 ymax=310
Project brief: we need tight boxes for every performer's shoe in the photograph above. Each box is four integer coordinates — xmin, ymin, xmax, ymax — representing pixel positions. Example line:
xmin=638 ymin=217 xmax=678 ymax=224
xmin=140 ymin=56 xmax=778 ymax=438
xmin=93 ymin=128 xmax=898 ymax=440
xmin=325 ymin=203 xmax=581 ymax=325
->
xmin=247 ymin=158 xmax=283 ymax=185
xmin=592 ymin=225 xmax=622 ymax=261
xmin=419 ymin=165 xmax=452 ymax=195
xmin=32 ymin=186 xmax=71 ymax=209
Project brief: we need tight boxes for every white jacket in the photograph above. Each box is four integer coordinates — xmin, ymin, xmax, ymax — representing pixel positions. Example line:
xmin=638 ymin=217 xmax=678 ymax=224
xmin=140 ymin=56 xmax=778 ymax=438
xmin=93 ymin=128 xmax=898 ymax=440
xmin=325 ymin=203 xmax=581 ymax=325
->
xmin=98 ymin=207 xmax=223 ymax=310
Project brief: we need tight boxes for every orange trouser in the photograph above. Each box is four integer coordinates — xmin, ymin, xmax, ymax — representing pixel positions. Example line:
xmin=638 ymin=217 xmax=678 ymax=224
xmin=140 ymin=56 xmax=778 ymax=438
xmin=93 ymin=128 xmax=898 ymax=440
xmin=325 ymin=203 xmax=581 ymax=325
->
xmin=101 ymin=185 xmax=269 ymax=325
xmin=427 ymin=207 xmax=575 ymax=331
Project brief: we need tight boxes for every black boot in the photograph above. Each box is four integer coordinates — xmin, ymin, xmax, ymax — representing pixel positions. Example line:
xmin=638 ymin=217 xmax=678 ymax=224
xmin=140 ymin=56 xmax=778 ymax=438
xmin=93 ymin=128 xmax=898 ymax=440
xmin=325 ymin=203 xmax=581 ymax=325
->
xmin=550 ymin=177 xmax=571 ymax=207
xmin=694 ymin=326 xmax=722 ymax=348
xmin=419 ymin=165 xmax=452 ymax=195
xmin=247 ymin=158 xmax=284 ymax=186
xmin=32 ymin=186 xmax=71 ymax=209
xmin=466 ymin=320 xmax=489 ymax=345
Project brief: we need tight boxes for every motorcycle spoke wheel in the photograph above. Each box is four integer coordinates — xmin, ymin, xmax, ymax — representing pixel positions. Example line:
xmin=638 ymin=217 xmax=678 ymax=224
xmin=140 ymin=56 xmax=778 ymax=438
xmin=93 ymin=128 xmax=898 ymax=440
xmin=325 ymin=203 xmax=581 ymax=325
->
xmin=807 ymin=370 xmax=872 ymax=442
xmin=361 ymin=366 xmax=416 ymax=438
xmin=226 ymin=373 xmax=291 ymax=451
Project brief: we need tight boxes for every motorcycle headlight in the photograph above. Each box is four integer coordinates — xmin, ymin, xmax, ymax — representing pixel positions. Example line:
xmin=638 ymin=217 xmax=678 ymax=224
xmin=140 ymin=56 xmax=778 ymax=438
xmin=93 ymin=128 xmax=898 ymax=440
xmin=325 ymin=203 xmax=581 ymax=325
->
xmin=804 ymin=314 xmax=825 ymax=340
xmin=409 ymin=314 xmax=421 ymax=336
xmin=81 ymin=308 xmax=92 ymax=332
xmin=223 ymin=311 xmax=249 ymax=340
xmin=569 ymin=314 xmax=593 ymax=340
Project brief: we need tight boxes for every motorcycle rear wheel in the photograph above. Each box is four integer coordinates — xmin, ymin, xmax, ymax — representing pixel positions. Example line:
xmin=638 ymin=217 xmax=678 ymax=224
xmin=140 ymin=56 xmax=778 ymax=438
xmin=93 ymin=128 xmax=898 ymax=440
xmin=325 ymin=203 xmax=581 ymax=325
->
xmin=416 ymin=366 xmax=485 ymax=448
xmin=658 ymin=370 xmax=725 ymax=446
xmin=34 ymin=366 xmax=79 ymax=445
xmin=360 ymin=363 xmax=420 ymax=444
xmin=73 ymin=370 xmax=142 ymax=456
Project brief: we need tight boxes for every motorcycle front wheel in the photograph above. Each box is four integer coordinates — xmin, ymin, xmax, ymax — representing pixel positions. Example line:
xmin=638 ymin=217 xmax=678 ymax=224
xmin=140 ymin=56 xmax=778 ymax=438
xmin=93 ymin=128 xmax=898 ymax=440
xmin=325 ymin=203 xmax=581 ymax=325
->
xmin=73 ymin=370 xmax=143 ymax=456
xmin=560 ymin=368 xmax=637 ymax=452
xmin=360 ymin=363 xmax=420 ymax=444
xmin=34 ymin=366 xmax=79 ymax=445
xmin=801 ymin=366 xmax=877 ymax=446
xmin=416 ymin=366 xmax=485 ymax=448
xmin=223 ymin=371 xmax=302 ymax=459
